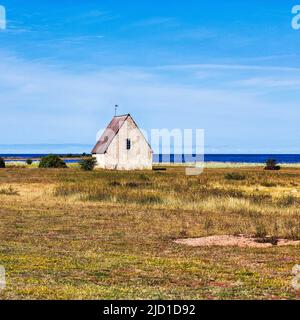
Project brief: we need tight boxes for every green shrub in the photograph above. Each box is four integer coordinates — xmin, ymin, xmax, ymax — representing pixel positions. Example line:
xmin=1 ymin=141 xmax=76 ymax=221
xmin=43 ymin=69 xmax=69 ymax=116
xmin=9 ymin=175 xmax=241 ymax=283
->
xmin=277 ymin=195 xmax=299 ymax=207
xmin=249 ymin=194 xmax=272 ymax=204
xmin=39 ymin=155 xmax=67 ymax=168
xmin=79 ymin=157 xmax=97 ymax=171
xmin=137 ymin=194 xmax=162 ymax=205
xmin=0 ymin=157 xmax=5 ymax=168
xmin=125 ymin=181 xmax=152 ymax=188
xmin=261 ymin=181 xmax=277 ymax=187
xmin=26 ymin=159 xmax=33 ymax=165
xmin=224 ymin=172 xmax=246 ymax=181
xmin=109 ymin=181 xmax=121 ymax=187
xmin=284 ymin=218 xmax=300 ymax=240
xmin=265 ymin=159 xmax=280 ymax=171
xmin=204 ymin=217 xmax=214 ymax=235
xmin=138 ymin=174 xmax=151 ymax=181
xmin=0 ymin=186 xmax=19 ymax=196
xmin=255 ymin=236 xmax=278 ymax=246
xmin=254 ymin=222 xmax=267 ymax=238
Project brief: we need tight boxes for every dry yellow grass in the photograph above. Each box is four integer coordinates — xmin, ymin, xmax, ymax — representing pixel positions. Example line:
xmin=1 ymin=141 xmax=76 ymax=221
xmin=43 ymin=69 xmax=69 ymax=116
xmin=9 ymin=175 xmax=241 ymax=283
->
xmin=0 ymin=166 xmax=299 ymax=299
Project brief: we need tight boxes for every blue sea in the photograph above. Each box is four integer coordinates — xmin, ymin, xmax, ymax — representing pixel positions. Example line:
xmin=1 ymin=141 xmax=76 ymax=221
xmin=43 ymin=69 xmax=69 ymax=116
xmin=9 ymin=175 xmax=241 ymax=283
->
xmin=2 ymin=154 xmax=300 ymax=164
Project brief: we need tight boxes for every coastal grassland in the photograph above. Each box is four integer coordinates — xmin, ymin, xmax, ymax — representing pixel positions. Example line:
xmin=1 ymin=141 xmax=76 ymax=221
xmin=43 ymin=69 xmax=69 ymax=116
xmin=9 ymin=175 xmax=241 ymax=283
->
xmin=0 ymin=166 xmax=299 ymax=300
xmin=5 ymin=160 xmax=300 ymax=169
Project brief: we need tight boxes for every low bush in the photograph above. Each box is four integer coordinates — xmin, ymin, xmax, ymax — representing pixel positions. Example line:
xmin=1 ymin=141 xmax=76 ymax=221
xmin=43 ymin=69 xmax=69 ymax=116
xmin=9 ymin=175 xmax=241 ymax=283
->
xmin=109 ymin=181 xmax=121 ymax=187
xmin=26 ymin=159 xmax=33 ymax=165
xmin=261 ymin=181 xmax=277 ymax=187
xmin=0 ymin=186 xmax=19 ymax=196
xmin=125 ymin=181 xmax=152 ymax=188
xmin=284 ymin=218 xmax=300 ymax=240
xmin=39 ymin=155 xmax=67 ymax=168
xmin=138 ymin=194 xmax=162 ymax=204
xmin=255 ymin=236 xmax=278 ymax=246
xmin=0 ymin=157 xmax=5 ymax=168
xmin=224 ymin=172 xmax=246 ymax=181
xmin=79 ymin=157 xmax=97 ymax=171
xmin=265 ymin=159 xmax=281 ymax=171
xmin=277 ymin=195 xmax=300 ymax=207
xmin=254 ymin=221 xmax=267 ymax=238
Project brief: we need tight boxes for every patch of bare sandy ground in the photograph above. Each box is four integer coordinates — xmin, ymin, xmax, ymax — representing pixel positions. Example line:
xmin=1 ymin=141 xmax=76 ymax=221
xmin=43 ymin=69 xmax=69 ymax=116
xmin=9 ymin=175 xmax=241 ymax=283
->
xmin=175 ymin=235 xmax=300 ymax=248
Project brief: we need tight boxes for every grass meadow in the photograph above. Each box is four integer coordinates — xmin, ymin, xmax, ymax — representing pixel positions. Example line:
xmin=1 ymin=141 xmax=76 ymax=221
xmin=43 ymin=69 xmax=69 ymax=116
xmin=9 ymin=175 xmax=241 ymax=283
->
xmin=0 ymin=165 xmax=299 ymax=299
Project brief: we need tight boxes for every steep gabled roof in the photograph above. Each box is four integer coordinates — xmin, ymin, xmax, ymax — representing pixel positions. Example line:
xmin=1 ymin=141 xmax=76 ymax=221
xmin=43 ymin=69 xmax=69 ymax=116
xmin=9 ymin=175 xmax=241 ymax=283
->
xmin=92 ymin=114 xmax=129 ymax=154
xmin=92 ymin=114 xmax=153 ymax=154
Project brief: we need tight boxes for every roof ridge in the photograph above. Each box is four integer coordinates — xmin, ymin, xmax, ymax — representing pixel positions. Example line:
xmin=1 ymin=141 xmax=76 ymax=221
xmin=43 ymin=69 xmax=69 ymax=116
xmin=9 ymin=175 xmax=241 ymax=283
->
xmin=114 ymin=114 xmax=130 ymax=118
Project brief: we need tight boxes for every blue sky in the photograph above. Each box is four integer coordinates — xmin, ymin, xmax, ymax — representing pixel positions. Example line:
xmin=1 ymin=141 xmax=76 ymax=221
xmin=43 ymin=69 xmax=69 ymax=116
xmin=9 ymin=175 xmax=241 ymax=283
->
xmin=0 ymin=0 xmax=300 ymax=153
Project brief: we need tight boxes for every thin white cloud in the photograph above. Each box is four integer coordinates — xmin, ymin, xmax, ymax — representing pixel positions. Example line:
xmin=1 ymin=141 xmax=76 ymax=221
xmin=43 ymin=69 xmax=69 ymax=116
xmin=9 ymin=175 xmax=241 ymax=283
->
xmin=174 ymin=27 xmax=216 ymax=40
xmin=132 ymin=17 xmax=178 ymax=28
xmin=234 ymin=77 xmax=300 ymax=88
xmin=155 ymin=63 xmax=300 ymax=73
